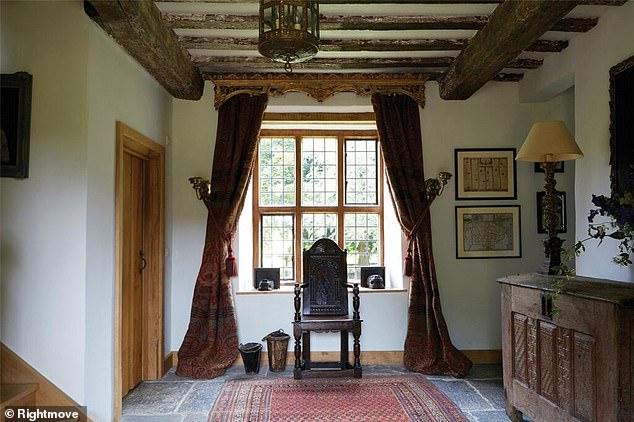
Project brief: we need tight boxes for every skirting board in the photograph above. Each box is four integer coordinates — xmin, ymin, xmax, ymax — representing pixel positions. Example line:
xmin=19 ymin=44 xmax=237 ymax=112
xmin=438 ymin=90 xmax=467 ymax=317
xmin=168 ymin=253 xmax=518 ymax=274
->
xmin=163 ymin=349 xmax=501 ymax=371
xmin=1 ymin=343 xmax=91 ymax=420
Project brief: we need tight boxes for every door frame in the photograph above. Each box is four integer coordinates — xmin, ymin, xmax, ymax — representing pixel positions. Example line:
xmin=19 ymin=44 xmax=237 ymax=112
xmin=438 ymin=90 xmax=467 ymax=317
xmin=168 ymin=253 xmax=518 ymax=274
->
xmin=114 ymin=121 xmax=165 ymax=419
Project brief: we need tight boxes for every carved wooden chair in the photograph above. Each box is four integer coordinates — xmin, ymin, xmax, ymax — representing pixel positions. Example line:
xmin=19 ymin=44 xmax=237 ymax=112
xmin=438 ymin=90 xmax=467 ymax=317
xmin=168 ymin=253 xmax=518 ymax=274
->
xmin=292 ymin=238 xmax=362 ymax=379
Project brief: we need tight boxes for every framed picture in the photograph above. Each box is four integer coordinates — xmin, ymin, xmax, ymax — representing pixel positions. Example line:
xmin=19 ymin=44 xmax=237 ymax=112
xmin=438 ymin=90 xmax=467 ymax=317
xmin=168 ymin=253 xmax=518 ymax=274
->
xmin=609 ymin=54 xmax=634 ymax=197
xmin=253 ymin=267 xmax=280 ymax=290
xmin=360 ymin=266 xmax=385 ymax=289
xmin=536 ymin=191 xmax=566 ymax=234
xmin=1 ymin=72 xmax=32 ymax=178
xmin=534 ymin=161 xmax=564 ymax=173
xmin=455 ymin=148 xmax=516 ymax=200
xmin=455 ymin=205 xmax=521 ymax=259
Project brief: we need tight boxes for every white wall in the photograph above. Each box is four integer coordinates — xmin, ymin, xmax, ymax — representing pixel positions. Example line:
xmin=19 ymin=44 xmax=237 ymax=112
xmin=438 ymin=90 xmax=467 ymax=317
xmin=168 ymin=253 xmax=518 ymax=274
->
xmin=1 ymin=2 xmax=172 ymax=421
xmin=520 ymin=1 xmax=634 ymax=282
xmin=84 ymin=12 xmax=171 ymax=422
xmin=1 ymin=0 xmax=90 ymax=403
xmin=169 ymin=84 xmax=574 ymax=353
xmin=422 ymin=83 xmax=575 ymax=348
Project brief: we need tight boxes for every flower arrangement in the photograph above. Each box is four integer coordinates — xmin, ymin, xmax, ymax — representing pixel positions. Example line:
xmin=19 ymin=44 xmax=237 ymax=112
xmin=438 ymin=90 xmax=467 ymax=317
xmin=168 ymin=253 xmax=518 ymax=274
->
xmin=580 ymin=192 xmax=634 ymax=266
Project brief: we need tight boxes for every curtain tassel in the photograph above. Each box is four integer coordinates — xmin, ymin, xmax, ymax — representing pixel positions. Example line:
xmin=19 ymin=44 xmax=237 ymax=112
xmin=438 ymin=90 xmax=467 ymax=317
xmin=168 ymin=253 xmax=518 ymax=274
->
xmin=225 ymin=235 xmax=238 ymax=277
xmin=403 ymin=246 xmax=413 ymax=277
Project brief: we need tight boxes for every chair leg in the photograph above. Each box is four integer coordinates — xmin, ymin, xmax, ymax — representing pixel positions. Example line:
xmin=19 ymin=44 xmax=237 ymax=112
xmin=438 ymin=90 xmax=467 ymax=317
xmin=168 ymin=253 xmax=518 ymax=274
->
xmin=340 ymin=330 xmax=349 ymax=369
xmin=303 ymin=332 xmax=311 ymax=370
xmin=353 ymin=330 xmax=362 ymax=378
xmin=294 ymin=329 xmax=302 ymax=379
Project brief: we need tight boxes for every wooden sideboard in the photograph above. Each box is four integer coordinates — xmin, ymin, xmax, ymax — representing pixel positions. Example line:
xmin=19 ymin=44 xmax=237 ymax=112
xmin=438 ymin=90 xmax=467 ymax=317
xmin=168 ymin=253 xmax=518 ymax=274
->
xmin=498 ymin=273 xmax=634 ymax=422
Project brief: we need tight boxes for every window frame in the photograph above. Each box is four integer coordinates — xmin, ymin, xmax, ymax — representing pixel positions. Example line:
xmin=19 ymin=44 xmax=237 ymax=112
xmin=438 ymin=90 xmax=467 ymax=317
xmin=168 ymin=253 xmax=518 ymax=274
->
xmin=253 ymin=129 xmax=384 ymax=284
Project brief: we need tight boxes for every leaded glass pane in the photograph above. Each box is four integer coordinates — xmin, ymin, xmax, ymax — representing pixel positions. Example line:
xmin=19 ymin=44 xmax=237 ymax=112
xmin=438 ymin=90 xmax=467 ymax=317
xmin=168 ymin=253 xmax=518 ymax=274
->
xmin=301 ymin=137 xmax=338 ymax=206
xmin=302 ymin=213 xmax=337 ymax=251
xmin=345 ymin=140 xmax=378 ymax=205
xmin=259 ymin=137 xmax=296 ymax=206
xmin=261 ymin=214 xmax=294 ymax=279
xmin=344 ymin=213 xmax=380 ymax=281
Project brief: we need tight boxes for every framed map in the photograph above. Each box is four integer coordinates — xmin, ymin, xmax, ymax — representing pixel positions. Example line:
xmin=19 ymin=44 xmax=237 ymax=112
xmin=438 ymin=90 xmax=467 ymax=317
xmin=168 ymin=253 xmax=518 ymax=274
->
xmin=455 ymin=205 xmax=521 ymax=259
xmin=454 ymin=148 xmax=516 ymax=200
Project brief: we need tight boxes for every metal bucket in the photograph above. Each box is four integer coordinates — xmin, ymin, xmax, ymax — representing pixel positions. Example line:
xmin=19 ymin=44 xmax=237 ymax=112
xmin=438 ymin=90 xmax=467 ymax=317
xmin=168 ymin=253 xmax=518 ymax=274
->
xmin=238 ymin=342 xmax=262 ymax=374
xmin=262 ymin=329 xmax=290 ymax=372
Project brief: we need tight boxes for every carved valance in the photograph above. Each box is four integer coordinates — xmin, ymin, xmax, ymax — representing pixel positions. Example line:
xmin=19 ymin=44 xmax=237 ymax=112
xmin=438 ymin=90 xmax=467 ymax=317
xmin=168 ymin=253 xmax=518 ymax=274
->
xmin=205 ymin=73 xmax=427 ymax=109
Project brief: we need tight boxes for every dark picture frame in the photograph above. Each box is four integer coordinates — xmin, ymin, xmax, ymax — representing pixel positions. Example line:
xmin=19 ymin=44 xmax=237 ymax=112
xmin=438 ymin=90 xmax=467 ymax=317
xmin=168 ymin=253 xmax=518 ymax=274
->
xmin=454 ymin=148 xmax=517 ymax=200
xmin=1 ymin=72 xmax=32 ymax=178
xmin=534 ymin=161 xmax=564 ymax=173
xmin=455 ymin=205 xmax=521 ymax=259
xmin=536 ymin=191 xmax=567 ymax=234
xmin=609 ymin=54 xmax=634 ymax=197
xmin=360 ymin=266 xmax=385 ymax=289
xmin=253 ymin=267 xmax=280 ymax=290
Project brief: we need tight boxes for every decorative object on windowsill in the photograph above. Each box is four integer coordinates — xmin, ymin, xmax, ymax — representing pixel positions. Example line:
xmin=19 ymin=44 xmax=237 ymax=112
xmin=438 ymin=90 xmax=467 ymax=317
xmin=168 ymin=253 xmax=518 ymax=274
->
xmin=403 ymin=171 xmax=452 ymax=276
xmin=360 ymin=266 xmax=386 ymax=289
xmin=258 ymin=0 xmax=320 ymax=73
xmin=188 ymin=176 xmax=211 ymax=202
xmin=258 ymin=279 xmax=274 ymax=291
xmin=516 ymin=121 xmax=583 ymax=275
xmin=254 ymin=267 xmax=281 ymax=290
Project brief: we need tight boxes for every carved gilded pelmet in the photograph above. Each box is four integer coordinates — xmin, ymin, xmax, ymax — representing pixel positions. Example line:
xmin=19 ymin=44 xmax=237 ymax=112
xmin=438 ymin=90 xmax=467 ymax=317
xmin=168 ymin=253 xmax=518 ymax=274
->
xmin=205 ymin=73 xmax=427 ymax=109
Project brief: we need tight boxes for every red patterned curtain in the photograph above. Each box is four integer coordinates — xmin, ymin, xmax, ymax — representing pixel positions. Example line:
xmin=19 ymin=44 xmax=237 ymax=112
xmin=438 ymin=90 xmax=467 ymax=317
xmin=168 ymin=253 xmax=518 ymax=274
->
xmin=371 ymin=93 xmax=471 ymax=377
xmin=177 ymin=93 xmax=268 ymax=378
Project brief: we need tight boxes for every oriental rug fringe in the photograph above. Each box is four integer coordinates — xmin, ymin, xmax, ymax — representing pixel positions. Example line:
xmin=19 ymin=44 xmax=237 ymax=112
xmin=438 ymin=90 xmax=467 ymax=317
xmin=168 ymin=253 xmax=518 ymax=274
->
xmin=208 ymin=374 xmax=468 ymax=421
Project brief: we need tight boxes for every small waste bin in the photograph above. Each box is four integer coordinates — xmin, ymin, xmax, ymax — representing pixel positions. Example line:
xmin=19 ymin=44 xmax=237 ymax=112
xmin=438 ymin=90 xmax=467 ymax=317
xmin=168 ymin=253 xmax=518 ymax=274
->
xmin=238 ymin=342 xmax=262 ymax=374
xmin=262 ymin=329 xmax=290 ymax=372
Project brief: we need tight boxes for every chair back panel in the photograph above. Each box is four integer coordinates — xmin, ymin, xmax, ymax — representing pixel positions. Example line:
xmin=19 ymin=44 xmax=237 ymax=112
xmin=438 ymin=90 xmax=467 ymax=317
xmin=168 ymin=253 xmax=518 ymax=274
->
xmin=302 ymin=239 xmax=348 ymax=316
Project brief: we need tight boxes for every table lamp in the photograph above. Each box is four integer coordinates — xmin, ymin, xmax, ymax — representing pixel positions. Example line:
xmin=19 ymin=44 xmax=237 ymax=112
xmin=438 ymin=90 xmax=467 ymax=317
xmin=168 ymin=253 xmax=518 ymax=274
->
xmin=517 ymin=121 xmax=583 ymax=275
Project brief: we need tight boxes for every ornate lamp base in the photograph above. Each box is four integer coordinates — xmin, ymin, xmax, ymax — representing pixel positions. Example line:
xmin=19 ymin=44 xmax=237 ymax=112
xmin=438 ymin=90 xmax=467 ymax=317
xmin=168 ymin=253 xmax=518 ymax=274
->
xmin=540 ymin=236 xmax=564 ymax=275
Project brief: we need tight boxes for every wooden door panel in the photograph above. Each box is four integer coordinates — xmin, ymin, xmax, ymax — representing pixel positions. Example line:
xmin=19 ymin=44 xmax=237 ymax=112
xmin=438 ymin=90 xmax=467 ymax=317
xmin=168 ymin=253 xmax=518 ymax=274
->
xmin=122 ymin=152 xmax=145 ymax=396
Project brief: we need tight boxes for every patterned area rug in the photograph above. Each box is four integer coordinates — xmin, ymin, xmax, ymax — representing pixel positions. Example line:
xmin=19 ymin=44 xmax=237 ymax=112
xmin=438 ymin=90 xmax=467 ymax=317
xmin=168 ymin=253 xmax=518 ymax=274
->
xmin=208 ymin=374 xmax=468 ymax=421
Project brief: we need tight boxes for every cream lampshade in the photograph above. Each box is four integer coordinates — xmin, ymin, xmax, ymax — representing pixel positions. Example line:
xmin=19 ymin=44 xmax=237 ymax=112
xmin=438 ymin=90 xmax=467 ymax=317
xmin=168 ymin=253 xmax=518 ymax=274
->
xmin=517 ymin=120 xmax=583 ymax=275
xmin=516 ymin=121 xmax=583 ymax=163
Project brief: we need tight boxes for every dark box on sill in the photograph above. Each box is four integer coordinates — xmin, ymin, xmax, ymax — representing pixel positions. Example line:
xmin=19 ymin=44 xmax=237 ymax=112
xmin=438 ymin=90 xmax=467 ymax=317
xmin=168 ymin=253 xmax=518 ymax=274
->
xmin=253 ymin=267 xmax=280 ymax=290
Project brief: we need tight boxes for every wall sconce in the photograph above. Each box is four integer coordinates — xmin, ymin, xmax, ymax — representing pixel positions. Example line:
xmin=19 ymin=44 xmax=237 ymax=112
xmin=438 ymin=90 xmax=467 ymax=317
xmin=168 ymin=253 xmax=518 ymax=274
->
xmin=516 ymin=121 xmax=583 ymax=275
xmin=425 ymin=171 xmax=452 ymax=202
xmin=188 ymin=177 xmax=211 ymax=202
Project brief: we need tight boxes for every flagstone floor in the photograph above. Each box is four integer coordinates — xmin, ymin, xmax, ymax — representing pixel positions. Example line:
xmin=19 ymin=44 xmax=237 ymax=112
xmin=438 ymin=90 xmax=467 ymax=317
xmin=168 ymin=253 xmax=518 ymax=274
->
xmin=121 ymin=364 xmax=529 ymax=422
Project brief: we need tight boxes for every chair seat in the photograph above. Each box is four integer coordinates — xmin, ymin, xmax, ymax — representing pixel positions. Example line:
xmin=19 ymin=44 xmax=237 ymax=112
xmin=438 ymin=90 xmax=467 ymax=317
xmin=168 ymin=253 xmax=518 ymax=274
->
xmin=293 ymin=317 xmax=361 ymax=335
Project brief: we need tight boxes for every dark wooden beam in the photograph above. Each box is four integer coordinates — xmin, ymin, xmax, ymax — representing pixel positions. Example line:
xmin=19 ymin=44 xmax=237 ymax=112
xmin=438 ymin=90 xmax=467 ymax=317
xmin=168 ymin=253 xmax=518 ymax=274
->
xmin=180 ymin=36 xmax=568 ymax=53
xmin=85 ymin=0 xmax=203 ymax=100
xmin=191 ymin=55 xmax=540 ymax=72
xmin=164 ymin=13 xmax=597 ymax=32
xmin=157 ymin=0 xmax=627 ymax=5
xmin=440 ymin=0 xmax=577 ymax=100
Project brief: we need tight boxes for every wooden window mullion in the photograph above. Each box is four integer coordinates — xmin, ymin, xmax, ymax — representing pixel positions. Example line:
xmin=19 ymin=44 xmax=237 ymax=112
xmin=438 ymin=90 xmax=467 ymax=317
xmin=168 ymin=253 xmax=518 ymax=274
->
xmin=295 ymin=135 xmax=302 ymax=281
xmin=337 ymin=135 xmax=345 ymax=250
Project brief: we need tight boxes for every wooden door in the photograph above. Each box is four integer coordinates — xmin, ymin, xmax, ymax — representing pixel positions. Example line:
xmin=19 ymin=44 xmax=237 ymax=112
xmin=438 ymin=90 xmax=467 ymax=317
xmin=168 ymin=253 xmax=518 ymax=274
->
xmin=121 ymin=152 xmax=146 ymax=396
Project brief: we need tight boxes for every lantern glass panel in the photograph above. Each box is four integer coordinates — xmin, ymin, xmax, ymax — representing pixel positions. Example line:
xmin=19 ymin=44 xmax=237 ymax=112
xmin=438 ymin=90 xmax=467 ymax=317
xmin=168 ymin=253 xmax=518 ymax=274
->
xmin=263 ymin=6 xmax=273 ymax=32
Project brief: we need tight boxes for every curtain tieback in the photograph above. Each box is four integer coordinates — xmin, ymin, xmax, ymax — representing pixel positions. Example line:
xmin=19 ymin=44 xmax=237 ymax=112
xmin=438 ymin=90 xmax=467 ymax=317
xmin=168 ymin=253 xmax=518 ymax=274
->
xmin=208 ymin=205 xmax=238 ymax=278
xmin=403 ymin=201 xmax=433 ymax=277
xmin=225 ymin=233 xmax=238 ymax=278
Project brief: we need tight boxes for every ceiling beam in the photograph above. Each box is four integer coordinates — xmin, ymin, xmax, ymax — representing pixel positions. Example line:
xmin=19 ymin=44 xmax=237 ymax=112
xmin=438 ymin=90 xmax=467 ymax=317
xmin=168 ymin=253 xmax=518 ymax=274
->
xmin=440 ymin=0 xmax=577 ymax=100
xmin=191 ymin=56 xmax=540 ymax=72
xmin=163 ymin=13 xmax=597 ymax=32
xmin=85 ymin=0 xmax=203 ymax=100
xmin=156 ymin=0 xmax=627 ymax=5
xmin=180 ymin=36 xmax=568 ymax=53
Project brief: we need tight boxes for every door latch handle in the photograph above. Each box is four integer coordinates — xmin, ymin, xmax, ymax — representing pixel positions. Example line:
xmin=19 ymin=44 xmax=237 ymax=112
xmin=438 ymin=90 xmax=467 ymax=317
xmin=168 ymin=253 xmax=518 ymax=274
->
xmin=139 ymin=250 xmax=147 ymax=273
